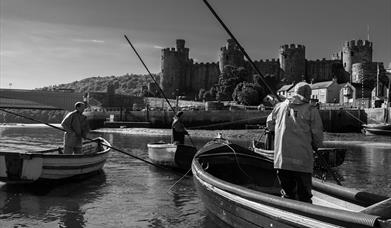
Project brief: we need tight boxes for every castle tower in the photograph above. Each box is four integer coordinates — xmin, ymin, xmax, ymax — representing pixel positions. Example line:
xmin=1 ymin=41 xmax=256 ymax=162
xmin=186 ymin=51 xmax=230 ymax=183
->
xmin=342 ymin=40 xmax=372 ymax=77
xmin=352 ymin=62 xmax=380 ymax=89
xmin=279 ymin=44 xmax=306 ymax=83
xmin=219 ymin=39 xmax=245 ymax=72
xmin=160 ymin=39 xmax=191 ymax=98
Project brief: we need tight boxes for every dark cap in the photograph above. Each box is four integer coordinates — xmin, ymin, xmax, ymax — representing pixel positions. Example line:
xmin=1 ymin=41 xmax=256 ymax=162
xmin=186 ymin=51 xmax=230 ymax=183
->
xmin=294 ymin=82 xmax=311 ymax=102
xmin=74 ymin=102 xmax=85 ymax=109
xmin=175 ymin=111 xmax=184 ymax=118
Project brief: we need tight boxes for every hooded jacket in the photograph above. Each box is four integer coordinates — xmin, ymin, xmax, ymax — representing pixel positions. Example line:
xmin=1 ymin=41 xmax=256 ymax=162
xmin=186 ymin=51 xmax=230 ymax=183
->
xmin=61 ymin=110 xmax=89 ymax=148
xmin=266 ymin=95 xmax=323 ymax=173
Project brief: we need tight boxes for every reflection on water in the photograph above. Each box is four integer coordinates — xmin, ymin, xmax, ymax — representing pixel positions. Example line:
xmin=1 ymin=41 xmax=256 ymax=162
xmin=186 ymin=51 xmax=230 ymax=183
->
xmin=0 ymin=171 xmax=106 ymax=228
xmin=0 ymin=126 xmax=390 ymax=227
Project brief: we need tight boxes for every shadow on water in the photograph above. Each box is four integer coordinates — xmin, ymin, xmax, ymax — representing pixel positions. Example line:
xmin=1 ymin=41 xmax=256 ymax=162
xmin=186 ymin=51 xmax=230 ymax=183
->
xmin=0 ymin=171 xmax=107 ymax=228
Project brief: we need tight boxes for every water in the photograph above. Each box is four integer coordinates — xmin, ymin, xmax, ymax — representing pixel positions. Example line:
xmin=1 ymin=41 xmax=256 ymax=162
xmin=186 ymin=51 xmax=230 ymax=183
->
xmin=0 ymin=126 xmax=390 ymax=228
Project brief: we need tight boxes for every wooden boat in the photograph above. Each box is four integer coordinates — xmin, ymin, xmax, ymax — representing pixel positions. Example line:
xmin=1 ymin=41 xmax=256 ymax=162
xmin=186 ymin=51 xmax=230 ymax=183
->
xmin=362 ymin=123 xmax=391 ymax=136
xmin=192 ymin=136 xmax=391 ymax=228
xmin=0 ymin=137 xmax=111 ymax=184
xmin=251 ymin=139 xmax=346 ymax=170
xmin=147 ymin=142 xmax=197 ymax=171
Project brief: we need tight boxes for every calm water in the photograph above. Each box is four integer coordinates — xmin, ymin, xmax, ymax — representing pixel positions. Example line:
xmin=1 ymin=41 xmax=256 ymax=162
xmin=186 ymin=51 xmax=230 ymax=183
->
xmin=0 ymin=126 xmax=390 ymax=228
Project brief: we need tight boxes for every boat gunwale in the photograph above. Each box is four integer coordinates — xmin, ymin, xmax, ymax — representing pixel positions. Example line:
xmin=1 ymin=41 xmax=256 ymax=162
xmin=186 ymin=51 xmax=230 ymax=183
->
xmin=193 ymin=167 xmax=342 ymax=228
xmin=192 ymin=150 xmax=383 ymax=227
xmin=0 ymin=137 xmax=111 ymax=159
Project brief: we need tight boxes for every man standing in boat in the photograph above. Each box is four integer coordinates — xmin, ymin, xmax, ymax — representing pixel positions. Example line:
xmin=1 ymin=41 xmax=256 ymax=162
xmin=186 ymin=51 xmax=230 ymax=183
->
xmin=266 ymin=82 xmax=323 ymax=203
xmin=171 ymin=111 xmax=188 ymax=145
xmin=61 ymin=102 xmax=90 ymax=154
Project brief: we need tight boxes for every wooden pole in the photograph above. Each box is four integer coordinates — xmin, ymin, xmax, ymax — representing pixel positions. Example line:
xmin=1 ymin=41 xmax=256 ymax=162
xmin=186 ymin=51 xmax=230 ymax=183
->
xmin=201 ymin=0 xmax=281 ymax=102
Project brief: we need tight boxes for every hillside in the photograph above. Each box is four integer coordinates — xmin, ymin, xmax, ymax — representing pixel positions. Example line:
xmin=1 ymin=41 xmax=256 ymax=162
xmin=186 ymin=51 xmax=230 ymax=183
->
xmin=40 ymin=73 xmax=160 ymax=96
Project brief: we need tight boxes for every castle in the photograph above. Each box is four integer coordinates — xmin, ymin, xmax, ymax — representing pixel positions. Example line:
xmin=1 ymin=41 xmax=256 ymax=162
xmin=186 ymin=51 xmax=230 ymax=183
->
xmin=159 ymin=39 xmax=385 ymax=99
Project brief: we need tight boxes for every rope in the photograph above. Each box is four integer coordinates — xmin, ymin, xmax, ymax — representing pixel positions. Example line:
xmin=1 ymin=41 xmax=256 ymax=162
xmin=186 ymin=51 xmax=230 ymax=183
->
xmin=343 ymin=110 xmax=366 ymax=124
xmin=167 ymin=168 xmax=192 ymax=193
xmin=189 ymin=115 xmax=268 ymax=130
xmin=220 ymin=141 xmax=254 ymax=182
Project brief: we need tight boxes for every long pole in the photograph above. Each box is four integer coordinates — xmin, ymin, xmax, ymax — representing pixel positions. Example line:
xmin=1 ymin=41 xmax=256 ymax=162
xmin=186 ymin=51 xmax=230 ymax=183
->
xmin=201 ymin=0 xmax=281 ymax=102
xmin=124 ymin=35 xmax=197 ymax=148
xmin=0 ymin=108 xmax=169 ymax=170
xmin=123 ymin=34 xmax=176 ymax=112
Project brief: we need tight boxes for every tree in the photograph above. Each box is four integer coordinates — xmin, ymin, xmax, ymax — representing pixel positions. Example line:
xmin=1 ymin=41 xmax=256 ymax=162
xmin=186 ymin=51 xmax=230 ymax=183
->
xmin=216 ymin=66 xmax=250 ymax=101
xmin=203 ymin=87 xmax=217 ymax=101
xmin=198 ymin=88 xmax=206 ymax=101
xmin=232 ymin=82 xmax=260 ymax=105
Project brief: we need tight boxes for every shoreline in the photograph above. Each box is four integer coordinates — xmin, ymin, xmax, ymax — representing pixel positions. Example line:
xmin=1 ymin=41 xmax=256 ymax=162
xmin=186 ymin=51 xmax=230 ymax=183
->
xmin=1 ymin=124 xmax=391 ymax=147
xmin=91 ymin=127 xmax=264 ymax=141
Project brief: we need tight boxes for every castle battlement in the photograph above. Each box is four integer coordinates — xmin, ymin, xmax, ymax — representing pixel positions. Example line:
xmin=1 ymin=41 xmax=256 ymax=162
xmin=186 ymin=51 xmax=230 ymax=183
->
xmin=344 ymin=39 xmax=372 ymax=48
xmin=194 ymin=62 xmax=218 ymax=66
xmin=314 ymin=58 xmax=327 ymax=62
xmin=280 ymin=44 xmax=305 ymax=51
xmin=257 ymin=58 xmax=279 ymax=63
xmin=331 ymin=51 xmax=342 ymax=60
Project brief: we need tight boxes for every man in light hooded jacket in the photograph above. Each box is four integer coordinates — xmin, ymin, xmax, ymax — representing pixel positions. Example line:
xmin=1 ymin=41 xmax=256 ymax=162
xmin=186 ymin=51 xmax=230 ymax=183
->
xmin=266 ymin=82 xmax=323 ymax=203
xmin=61 ymin=102 xmax=89 ymax=154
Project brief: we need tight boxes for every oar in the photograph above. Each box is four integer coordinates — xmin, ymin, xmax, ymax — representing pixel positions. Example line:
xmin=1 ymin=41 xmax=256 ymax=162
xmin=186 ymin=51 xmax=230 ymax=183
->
xmin=186 ymin=134 xmax=196 ymax=148
xmin=314 ymin=149 xmax=342 ymax=186
xmin=201 ymin=0 xmax=281 ymax=102
xmin=0 ymin=108 xmax=170 ymax=170
xmin=0 ymin=108 xmax=65 ymax=131
xmin=123 ymin=34 xmax=177 ymax=113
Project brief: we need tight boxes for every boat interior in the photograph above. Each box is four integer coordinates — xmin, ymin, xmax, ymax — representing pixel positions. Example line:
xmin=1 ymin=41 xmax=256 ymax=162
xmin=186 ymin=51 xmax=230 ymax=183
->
xmin=195 ymin=141 xmax=391 ymax=218
xmin=31 ymin=138 xmax=105 ymax=155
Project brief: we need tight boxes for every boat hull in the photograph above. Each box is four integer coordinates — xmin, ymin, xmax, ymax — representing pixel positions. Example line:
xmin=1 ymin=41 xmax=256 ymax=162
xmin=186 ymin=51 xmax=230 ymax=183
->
xmin=0 ymin=137 xmax=110 ymax=183
xmin=363 ymin=124 xmax=391 ymax=136
xmin=147 ymin=143 xmax=197 ymax=171
xmin=192 ymin=139 xmax=390 ymax=228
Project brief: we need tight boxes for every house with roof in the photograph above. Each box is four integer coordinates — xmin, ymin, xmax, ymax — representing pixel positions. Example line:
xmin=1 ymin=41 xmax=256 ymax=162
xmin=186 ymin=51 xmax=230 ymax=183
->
xmin=339 ymin=82 xmax=372 ymax=108
xmin=277 ymin=83 xmax=295 ymax=99
xmin=309 ymin=78 xmax=341 ymax=103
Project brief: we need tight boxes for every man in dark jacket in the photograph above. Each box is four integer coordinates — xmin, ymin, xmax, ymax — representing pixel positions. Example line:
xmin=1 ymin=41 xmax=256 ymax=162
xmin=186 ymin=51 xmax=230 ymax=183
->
xmin=61 ymin=102 xmax=90 ymax=154
xmin=171 ymin=111 xmax=188 ymax=145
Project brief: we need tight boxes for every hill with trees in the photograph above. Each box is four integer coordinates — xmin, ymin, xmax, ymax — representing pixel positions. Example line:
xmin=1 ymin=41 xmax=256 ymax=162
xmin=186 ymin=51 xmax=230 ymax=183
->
xmin=40 ymin=73 xmax=161 ymax=96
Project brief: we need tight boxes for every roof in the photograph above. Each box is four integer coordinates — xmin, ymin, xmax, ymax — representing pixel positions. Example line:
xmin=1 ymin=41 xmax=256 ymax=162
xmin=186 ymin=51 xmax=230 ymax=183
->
xmin=277 ymin=84 xmax=295 ymax=92
xmin=310 ymin=80 xmax=336 ymax=90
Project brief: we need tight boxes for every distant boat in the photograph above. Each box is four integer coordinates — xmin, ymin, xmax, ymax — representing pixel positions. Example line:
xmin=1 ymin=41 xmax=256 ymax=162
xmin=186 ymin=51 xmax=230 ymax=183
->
xmin=147 ymin=142 xmax=197 ymax=171
xmin=192 ymin=136 xmax=391 ymax=228
xmin=362 ymin=123 xmax=391 ymax=136
xmin=0 ymin=137 xmax=111 ymax=184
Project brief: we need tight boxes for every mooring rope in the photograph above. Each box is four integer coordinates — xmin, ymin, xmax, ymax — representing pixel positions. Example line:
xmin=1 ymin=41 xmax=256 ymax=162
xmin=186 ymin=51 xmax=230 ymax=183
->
xmin=188 ymin=115 xmax=269 ymax=130
xmin=343 ymin=109 xmax=366 ymax=124
xmin=167 ymin=168 xmax=192 ymax=193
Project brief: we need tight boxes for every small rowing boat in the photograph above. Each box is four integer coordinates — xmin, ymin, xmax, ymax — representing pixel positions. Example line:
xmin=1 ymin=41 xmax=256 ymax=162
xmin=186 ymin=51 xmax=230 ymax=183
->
xmin=192 ymin=136 xmax=391 ymax=228
xmin=0 ymin=137 xmax=111 ymax=184
xmin=362 ymin=123 xmax=391 ymax=136
xmin=147 ymin=142 xmax=197 ymax=171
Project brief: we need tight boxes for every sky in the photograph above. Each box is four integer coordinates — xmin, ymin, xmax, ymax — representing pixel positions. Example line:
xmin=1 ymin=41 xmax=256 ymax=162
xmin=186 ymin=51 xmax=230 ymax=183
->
xmin=0 ymin=0 xmax=390 ymax=89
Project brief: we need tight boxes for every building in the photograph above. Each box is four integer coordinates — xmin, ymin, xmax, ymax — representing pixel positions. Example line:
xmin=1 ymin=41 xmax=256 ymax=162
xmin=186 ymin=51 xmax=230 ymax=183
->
xmin=339 ymin=82 xmax=371 ymax=108
xmin=310 ymin=79 xmax=341 ymax=103
xmin=160 ymin=39 xmax=387 ymax=103
xmin=277 ymin=83 xmax=295 ymax=99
